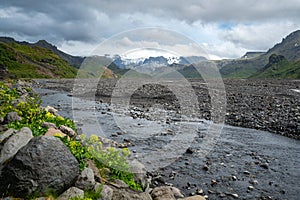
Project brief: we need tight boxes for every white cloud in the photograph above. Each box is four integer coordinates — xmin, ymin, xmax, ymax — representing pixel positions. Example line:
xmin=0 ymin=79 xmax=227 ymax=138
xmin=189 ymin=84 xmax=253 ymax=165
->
xmin=1 ymin=0 xmax=300 ymax=59
xmin=221 ymin=21 xmax=300 ymax=50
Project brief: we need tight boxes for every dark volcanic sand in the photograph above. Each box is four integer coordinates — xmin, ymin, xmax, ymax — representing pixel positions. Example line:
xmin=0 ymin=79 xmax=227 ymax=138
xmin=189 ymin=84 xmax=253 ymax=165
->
xmin=33 ymin=78 xmax=300 ymax=200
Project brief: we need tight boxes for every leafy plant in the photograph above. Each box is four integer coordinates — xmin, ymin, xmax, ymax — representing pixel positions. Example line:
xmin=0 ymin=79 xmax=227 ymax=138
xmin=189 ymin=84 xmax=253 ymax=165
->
xmin=57 ymin=135 xmax=92 ymax=170
xmin=67 ymin=186 xmax=102 ymax=200
xmin=82 ymin=135 xmax=143 ymax=191
xmin=69 ymin=197 xmax=93 ymax=200
xmin=1 ymin=82 xmax=142 ymax=192
xmin=83 ymin=187 xmax=102 ymax=199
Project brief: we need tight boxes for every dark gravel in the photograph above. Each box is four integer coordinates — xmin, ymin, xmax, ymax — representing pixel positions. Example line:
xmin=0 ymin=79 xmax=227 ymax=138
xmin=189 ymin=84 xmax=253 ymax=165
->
xmin=34 ymin=78 xmax=300 ymax=140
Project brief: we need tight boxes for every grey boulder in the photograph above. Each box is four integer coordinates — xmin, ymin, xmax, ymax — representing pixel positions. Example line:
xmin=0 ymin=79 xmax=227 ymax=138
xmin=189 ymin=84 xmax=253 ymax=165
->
xmin=4 ymin=112 xmax=22 ymax=124
xmin=151 ymin=186 xmax=184 ymax=200
xmin=0 ymin=136 xmax=79 ymax=198
xmin=129 ymin=159 xmax=148 ymax=190
xmin=59 ymin=125 xmax=76 ymax=138
xmin=75 ymin=167 xmax=95 ymax=190
xmin=0 ymin=128 xmax=16 ymax=143
xmin=57 ymin=187 xmax=84 ymax=200
xmin=112 ymin=188 xmax=152 ymax=200
xmin=0 ymin=127 xmax=33 ymax=165
xmin=100 ymin=185 xmax=113 ymax=200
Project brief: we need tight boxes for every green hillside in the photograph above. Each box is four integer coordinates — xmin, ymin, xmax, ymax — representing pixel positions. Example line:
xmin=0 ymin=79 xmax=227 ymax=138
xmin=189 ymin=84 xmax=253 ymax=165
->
xmin=220 ymin=57 xmax=267 ymax=78
xmin=251 ymin=54 xmax=300 ymax=79
xmin=0 ymin=41 xmax=78 ymax=79
xmin=219 ymin=30 xmax=300 ymax=78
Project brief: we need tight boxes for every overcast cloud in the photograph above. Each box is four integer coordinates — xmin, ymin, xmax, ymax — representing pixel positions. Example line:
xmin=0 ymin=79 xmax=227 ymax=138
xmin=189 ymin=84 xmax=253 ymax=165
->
xmin=0 ymin=0 xmax=299 ymax=59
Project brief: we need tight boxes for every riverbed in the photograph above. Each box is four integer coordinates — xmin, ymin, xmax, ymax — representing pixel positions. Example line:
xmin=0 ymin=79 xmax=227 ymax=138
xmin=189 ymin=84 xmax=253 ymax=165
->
xmin=34 ymin=79 xmax=300 ymax=200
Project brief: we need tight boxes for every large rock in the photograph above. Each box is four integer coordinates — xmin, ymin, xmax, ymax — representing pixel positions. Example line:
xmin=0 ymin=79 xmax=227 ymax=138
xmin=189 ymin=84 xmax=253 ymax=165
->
xmin=12 ymin=80 xmax=29 ymax=95
xmin=3 ymin=112 xmax=22 ymax=124
xmin=178 ymin=195 xmax=206 ymax=200
xmin=101 ymin=185 xmax=113 ymax=200
xmin=112 ymin=188 xmax=152 ymax=200
xmin=59 ymin=125 xmax=76 ymax=138
xmin=85 ymin=159 xmax=101 ymax=181
xmin=57 ymin=187 xmax=84 ymax=200
xmin=42 ymin=122 xmax=57 ymax=129
xmin=151 ymin=186 xmax=184 ymax=200
xmin=75 ymin=167 xmax=95 ymax=190
xmin=0 ymin=128 xmax=16 ymax=143
xmin=44 ymin=127 xmax=67 ymax=138
xmin=0 ymin=136 xmax=79 ymax=198
xmin=0 ymin=127 xmax=33 ymax=165
xmin=129 ymin=159 xmax=148 ymax=190
xmin=44 ymin=105 xmax=58 ymax=116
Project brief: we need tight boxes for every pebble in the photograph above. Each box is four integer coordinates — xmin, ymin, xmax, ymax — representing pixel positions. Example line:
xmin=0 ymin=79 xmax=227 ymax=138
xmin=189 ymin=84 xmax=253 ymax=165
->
xmin=260 ymin=162 xmax=269 ymax=169
xmin=248 ymin=186 xmax=254 ymax=191
xmin=230 ymin=193 xmax=239 ymax=198
xmin=249 ymin=179 xmax=258 ymax=185
xmin=152 ymin=176 xmax=165 ymax=184
xmin=232 ymin=176 xmax=237 ymax=181
xmin=211 ymin=179 xmax=217 ymax=186
xmin=186 ymin=147 xmax=194 ymax=154
xmin=269 ymin=181 xmax=274 ymax=186
xmin=202 ymin=165 xmax=209 ymax=171
xmin=116 ymin=131 xmax=126 ymax=135
xmin=197 ymin=189 xmax=204 ymax=195
xmin=243 ymin=170 xmax=251 ymax=175
xmin=219 ymin=193 xmax=226 ymax=198
xmin=123 ymin=138 xmax=131 ymax=143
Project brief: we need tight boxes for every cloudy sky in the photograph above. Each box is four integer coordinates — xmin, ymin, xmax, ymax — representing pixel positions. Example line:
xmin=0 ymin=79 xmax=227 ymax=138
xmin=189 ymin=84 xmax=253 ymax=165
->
xmin=0 ymin=0 xmax=300 ymax=59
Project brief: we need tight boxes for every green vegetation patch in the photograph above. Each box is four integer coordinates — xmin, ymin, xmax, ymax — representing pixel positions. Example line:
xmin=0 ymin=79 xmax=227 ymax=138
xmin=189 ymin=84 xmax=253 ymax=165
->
xmin=0 ymin=81 xmax=143 ymax=196
xmin=0 ymin=42 xmax=77 ymax=79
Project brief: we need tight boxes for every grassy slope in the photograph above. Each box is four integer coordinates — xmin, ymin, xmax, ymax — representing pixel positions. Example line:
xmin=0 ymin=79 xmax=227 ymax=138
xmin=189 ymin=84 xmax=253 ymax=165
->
xmin=0 ymin=42 xmax=78 ymax=79
xmin=220 ymin=56 xmax=300 ymax=79
xmin=220 ymin=57 xmax=267 ymax=78
xmin=220 ymin=30 xmax=300 ymax=78
xmin=251 ymin=59 xmax=300 ymax=79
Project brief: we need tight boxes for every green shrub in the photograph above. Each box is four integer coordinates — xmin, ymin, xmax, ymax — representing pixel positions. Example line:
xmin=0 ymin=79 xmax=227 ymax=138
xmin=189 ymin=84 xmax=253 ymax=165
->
xmin=0 ymin=82 xmax=142 ymax=192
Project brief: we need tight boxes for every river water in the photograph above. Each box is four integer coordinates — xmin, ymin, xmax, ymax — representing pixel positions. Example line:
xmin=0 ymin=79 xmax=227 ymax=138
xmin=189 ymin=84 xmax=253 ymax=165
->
xmin=34 ymin=87 xmax=300 ymax=200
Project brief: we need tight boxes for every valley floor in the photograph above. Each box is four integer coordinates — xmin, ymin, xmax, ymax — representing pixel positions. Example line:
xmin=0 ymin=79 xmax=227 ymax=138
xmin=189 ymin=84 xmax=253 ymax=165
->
xmin=34 ymin=78 xmax=300 ymax=140
xmin=33 ymin=78 xmax=300 ymax=199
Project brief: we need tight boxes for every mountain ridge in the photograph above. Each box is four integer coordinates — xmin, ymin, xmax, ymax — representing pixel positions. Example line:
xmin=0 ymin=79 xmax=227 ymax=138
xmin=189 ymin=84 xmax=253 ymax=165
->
xmin=219 ymin=29 xmax=300 ymax=78
xmin=0 ymin=37 xmax=84 ymax=68
xmin=0 ymin=40 xmax=78 ymax=79
xmin=0 ymin=30 xmax=299 ymax=79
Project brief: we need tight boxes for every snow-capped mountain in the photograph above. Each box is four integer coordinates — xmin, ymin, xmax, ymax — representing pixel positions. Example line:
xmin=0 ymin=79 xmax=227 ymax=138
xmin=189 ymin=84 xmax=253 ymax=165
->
xmin=105 ymin=54 xmax=207 ymax=69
